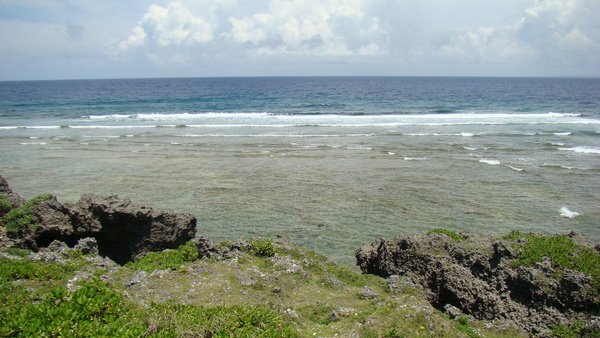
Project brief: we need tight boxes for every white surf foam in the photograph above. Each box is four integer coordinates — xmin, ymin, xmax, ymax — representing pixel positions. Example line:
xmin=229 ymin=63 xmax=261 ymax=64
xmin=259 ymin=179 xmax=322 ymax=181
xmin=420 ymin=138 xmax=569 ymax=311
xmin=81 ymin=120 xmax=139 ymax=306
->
xmin=560 ymin=207 xmax=580 ymax=218
xmin=345 ymin=146 xmax=372 ymax=150
xmin=558 ymin=146 xmax=600 ymax=154
xmin=553 ymin=132 xmax=571 ymax=136
xmin=19 ymin=142 xmax=48 ymax=145
xmin=403 ymin=157 xmax=427 ymax=161
xmin=479 ymin=159 xmax=501 ymax=165
xmin=69 ymin=125 xmax=156 ymax=129
xmin=508 ymin=166 xmax=523 ymax=172
xmin=76 ymin=112 xmax=598 ymax=128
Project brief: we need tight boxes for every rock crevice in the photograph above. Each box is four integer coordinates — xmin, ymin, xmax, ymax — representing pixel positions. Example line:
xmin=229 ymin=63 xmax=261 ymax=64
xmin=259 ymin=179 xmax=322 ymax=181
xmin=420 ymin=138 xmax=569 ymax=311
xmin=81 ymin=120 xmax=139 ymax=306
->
xmin=0 ymin=176 xmax=196 ymax=264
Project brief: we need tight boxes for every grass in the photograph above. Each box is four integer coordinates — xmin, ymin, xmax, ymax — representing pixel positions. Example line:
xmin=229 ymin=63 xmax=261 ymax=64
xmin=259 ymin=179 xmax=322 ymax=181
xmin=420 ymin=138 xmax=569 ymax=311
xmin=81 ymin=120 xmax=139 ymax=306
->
xmin=125 ymin=241 xmax=198 ymax=272
xmin=1 ymin=194 xmax=52 ymax=234
xmin=1 ymin=247 xmax=33 ymax=257
xmin=0 ymin=257 xmax=80 ymax=282
xmin=506 ymin=231 xmax=600 ymax=291
xmin=0 ymin=235 xmax=529 ymax=337
xmin=0 ymin=253 xmax=298 ymax=337
xmin=427 ymin=228 xmax=465 ymax=241
xmin=145 ymin=304 xmax=298 ymax=337
xmin=456 ymin=316 xmax=479 ymax=338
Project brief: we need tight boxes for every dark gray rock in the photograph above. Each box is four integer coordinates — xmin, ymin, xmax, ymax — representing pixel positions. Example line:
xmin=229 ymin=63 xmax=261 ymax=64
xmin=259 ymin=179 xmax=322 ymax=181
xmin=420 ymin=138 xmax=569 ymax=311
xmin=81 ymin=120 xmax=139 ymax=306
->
xmin=0 ymin=175 xmax=25 ymax=215
xmin=444 ymin=304 xmax=462 ymax=319
xmin=196 ymin=237 xmax=221 ymax=259
xmin=73 ymin=194 xmax=197 ymax=263
xmin=581 ymin=316 xmax=600 ymax=337
xmin=356 ymin=233 xmax=598 ymax=335
xmin=2 ymin=176 xmax=197 ymax=264
xmin=74 ymin=237 xmax=99 ymax=255
xmin=28 ymin=240 xmax=70 ymax=263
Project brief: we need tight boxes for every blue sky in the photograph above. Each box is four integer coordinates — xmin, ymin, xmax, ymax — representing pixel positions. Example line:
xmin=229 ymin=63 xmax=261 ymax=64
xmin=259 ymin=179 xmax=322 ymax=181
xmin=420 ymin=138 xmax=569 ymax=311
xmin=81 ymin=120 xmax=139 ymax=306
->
xmin=1 ymin=0 xmax=599 ymax=80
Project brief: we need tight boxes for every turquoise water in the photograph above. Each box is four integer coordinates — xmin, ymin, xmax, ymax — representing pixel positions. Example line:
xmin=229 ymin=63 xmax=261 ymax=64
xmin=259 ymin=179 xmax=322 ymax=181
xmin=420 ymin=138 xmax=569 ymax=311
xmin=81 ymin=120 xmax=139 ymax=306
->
xmin=1 ymin=77 xmax=599 ymax=264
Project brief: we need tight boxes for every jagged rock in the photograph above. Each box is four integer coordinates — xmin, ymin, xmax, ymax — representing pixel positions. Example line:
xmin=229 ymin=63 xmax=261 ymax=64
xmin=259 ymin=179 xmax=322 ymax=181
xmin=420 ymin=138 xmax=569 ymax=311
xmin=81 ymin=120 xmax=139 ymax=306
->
xmin=492 ymin=240 xmax=515 ymax=261
xmin=74 ymin=237 xmax=99 ymax=255
xmin=75 ymin=194 xmax=196 ymax=263
xmin=444 ymin=304 xmax=463 ymax=319
xmin=356 ymin=233 xmax=598 ymax=335
xmin=0 ymin=175 xmax=25 ymax=215
xmin=8 ymin=197 xmax=79 ymax=250
xmin=28 ymin=240 xmax=70 ymax=263
xmin=582 ymin=316 xmax=600 ymax=337
xmin=196 ymin=237 xmax=221 ymax=259
xmin=1 ymin=176 xmax=197 ymax=264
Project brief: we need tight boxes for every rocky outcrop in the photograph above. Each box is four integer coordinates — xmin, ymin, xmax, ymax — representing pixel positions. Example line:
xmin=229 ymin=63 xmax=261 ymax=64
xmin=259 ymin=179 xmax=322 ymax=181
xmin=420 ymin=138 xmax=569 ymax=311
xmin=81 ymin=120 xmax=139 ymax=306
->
xmin=0 ymin=176 xmax=197 ymax=264
xmin=356 ymin=233 xmax=599 ymax=336
xmin=0 ymin=176 xmax=25 ymax=215
xmin=73 ymin=194 xmax=197 ymax=263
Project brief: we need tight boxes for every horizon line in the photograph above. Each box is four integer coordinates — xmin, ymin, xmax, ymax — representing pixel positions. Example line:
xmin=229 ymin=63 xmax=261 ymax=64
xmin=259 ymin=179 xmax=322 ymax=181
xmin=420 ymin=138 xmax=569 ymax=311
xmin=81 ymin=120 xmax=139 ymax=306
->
xmin=2 ymin=74 xmax=600 ymax=83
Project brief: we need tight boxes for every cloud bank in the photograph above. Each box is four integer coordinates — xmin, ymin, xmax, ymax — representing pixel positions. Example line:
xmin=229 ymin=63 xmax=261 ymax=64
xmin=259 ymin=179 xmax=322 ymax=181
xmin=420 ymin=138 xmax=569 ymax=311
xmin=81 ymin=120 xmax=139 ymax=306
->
xmin=0 ymin=0 xmax=598 ymax=79
xmin=107 ymin=0 xmax=387 ymax=59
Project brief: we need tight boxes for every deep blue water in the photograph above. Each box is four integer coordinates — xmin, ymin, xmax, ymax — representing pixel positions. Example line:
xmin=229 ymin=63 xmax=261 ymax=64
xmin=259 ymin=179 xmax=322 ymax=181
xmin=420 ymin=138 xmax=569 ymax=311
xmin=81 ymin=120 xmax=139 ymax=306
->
xmin=1 ymin=77 xmax=599 ymax=121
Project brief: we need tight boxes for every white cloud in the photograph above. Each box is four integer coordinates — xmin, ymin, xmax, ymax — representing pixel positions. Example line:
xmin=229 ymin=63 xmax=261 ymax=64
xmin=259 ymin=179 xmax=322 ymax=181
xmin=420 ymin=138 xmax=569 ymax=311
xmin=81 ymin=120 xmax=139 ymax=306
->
xmin=142 ymin=2 xmax=213 ymax=46
xmin=106 ymin=1 xmax=214 ymax=58
xmin=554 ymin=27 xmax=593 ymax=47
xmin=437 ymin=0 xmax=598 ymax=65
xmin=226 ymin=0 xmax=386 ymax=56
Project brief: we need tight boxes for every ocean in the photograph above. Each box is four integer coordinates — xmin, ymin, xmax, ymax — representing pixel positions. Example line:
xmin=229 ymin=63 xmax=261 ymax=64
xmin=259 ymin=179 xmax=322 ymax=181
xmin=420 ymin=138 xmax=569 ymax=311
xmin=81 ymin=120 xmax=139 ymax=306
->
xmin=1 ymin=77 xmax=599 ymax=264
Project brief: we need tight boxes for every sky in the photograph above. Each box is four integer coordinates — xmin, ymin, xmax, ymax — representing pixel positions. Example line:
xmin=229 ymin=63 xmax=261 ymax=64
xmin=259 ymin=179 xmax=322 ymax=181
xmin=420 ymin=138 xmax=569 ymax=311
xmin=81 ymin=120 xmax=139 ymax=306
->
xmin=0 ymin=0 xmax=599 ymax=80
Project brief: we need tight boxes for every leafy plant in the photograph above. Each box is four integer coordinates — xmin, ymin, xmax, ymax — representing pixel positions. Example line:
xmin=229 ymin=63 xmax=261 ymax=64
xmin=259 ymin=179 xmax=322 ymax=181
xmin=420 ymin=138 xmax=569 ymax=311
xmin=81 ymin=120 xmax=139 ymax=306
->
xmin=1 ymin=194 xmax=52 ymax=233
xmin=0 ymin=278 xmax=146 ymax=337
xmin=551 ymin=321 xmax=585 ymax=338
xmin=126 ymin=241 xmax=198 ymax=272
xmin=0 ymin=195 xmax=12 ymax=214
xmin=249 ymin=238 xmax=276 ymax=258
xmin=427 ymin=228 xmax=465 ymax=241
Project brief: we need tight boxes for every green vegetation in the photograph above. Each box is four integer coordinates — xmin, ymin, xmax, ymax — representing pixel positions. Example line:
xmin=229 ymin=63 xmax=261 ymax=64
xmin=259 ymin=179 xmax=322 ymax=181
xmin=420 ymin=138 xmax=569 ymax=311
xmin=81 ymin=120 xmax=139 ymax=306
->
xmin=506 ymin=231 xmax=600 ymax=291
xmin=0 ymin=257 xmax=79 ymax=282
xmin=0 ymin=237 xmax=529 ymax=337
xmin=0 ymin=278 xmax=146 ymax=337
xmin=1 ymin=247 xmax=32 ymax=257
xmin=126 ymin=241 xmax=198 ymax=272
xmin=146 ymin=304 xmax=297 ymax=337
xmin=1 ymin=194 xmax=52 ymax=234
xmin=248 ymin=238 xmax=276 ymax=257
xmin=427 ymin=228 xmax=465 ymax=241
xmin=455 ymin=316 xmax=479 ymax=338
xmin=0 ymin=195 xmax=12 ymax=214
